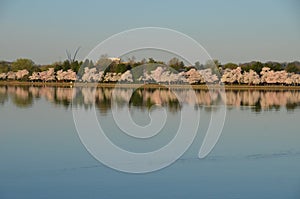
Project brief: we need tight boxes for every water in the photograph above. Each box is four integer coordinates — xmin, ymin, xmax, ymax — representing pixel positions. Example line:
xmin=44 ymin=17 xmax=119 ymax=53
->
xmin=0 ymin=85 xmax=300 ymax=199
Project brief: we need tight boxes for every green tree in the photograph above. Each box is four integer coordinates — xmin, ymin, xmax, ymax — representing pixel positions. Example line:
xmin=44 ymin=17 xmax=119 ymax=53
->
xmin=168 ymin=57 xmax=185 ymax=71
xmin=148 ymin=58 xmax=156 ymax=64
xmin=52 ymin=62 xmax=63 ymax=72
xmin=205 ymin=60 xmax=220 ymax=68
xmin=96 ymin=55 xmax=113 ymax=70
xmin=194 ymin=61 xmax=200 ymax=68
xmin=251 ymin=62 xmax=264 ymax=73
xmin=264 ymin=62 xmax=282 ymax=71
xmin=70 ymin=60 xmax=82 ymax=73
xmin=0 ymin=61 xmax=10 ymax=73
xmin=81 ymin=59 xmax=94 ymax=69
xmin=11 ymin=58 xmax=35 ymax=72
xmin=223 ymin=62 xmax=238 ymax=69
xmin=241 ymin=61 xmax=263 ymax=73
xmin=62 ymin=60 xmax=71 ymax=71
xmin=205 ymin=59 xmax=221 ymax=74
xmin=285 ymin=62 xmax=300 ymax=73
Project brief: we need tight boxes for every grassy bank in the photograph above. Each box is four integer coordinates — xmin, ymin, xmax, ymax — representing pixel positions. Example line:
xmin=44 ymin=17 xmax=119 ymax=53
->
xmin=1 ymin=81 xmax=300 ymax=90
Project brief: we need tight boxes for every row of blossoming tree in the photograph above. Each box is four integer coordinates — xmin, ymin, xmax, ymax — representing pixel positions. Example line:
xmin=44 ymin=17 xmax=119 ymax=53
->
xmin=1 ymin=66 xmax=300 ymax=85
xmin=0 ymin=58 xmax=300 ymax=85
xmin=0 ymin=68 xmax=77 ymax=82
xmin=78 ymin=66 xmax=300 ymax=85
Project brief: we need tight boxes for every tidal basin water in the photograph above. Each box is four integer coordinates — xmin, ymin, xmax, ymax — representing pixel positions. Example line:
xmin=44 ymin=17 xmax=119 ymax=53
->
xmin=0 ymin=85 xmax=300 ymax=199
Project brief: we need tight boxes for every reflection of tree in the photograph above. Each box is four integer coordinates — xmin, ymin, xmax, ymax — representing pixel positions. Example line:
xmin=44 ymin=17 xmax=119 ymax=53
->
xmin=128 ymin=88 xmax=181 ymax=112
xmin=72 ymin=88 xmax=93 ymax=110
xmin=2 ymin=86 xmax=300 ymax=112
xmin=129 ymin=89 xmax=145 ymax=107
xmin=95 ymin=88 xmax=111 ymax=114
xmin=11 ymin=87 xmax=33 ymax=108
xmin=0 ymin=86 xmax=8 ymax=105
xmin=286 ymin=103 xmax=299 ymax=112
xmin=251 ymin=101 xmax=262 ymax=113
xmin=53 ymin=87 xmax=73 ymax=108
xmin=167 ymin=98 xmax=181 ymax=113
xmin=0 ymin=93 xmax=8 ymax=105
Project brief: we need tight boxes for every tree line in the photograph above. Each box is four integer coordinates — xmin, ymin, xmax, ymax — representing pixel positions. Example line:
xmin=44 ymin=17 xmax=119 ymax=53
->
xmin=0 ymin=57 xmax=300 ymax=84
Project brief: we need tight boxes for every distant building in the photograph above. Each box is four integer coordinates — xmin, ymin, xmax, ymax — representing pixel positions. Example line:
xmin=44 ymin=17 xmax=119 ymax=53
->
xmin=108 ymin=57 xmax=121 ymax=64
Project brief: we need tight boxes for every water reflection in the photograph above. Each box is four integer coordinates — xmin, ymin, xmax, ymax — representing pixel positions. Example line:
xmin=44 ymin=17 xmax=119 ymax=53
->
xmin=1 ymin=85 xmax=300 ymax=112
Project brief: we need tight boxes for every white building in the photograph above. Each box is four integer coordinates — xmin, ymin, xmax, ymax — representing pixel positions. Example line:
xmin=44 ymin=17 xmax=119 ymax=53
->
xmin=108 ymin=57 xmax=121 ymax=64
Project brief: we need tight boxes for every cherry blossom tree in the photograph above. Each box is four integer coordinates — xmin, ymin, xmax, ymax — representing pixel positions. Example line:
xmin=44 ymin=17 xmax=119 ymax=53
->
xmin=290 ymin=73 xmax=300 ymax=85
xmin=15 ymin=69 xmax=29 ymax=80
xmin=150 ymin=67 xmax=165 ymax=83
xmin=242 ymin=69 xmax=260 ymax=85
xmin=119 ymin=70 xmax=133 ymax=82
xmin=198 ymin=68 xmax=219 ymax=83
xmin=29 ymin=72 xmax=40 ymax=81
xmin=221 ymin=67 xmax=243 ymax=84
xmin=184 ymin=68 xmax=203 ymax=84
xmin=138 ymin=69 xmax=153 ymax=83
xmin=39 ymin=68 xmax=55 ymax=82
xmin=103 ymin=72 xmax=122 ymax=82
xmin=56 ymin=69 xmax=77 ymax=81
xmin=0 ymin=73 xmax=7 ymax=80
xmin=7 ymin=71 xmax=16 ymax=80
xmin=81 ymin=67 xmax=104 ymax=82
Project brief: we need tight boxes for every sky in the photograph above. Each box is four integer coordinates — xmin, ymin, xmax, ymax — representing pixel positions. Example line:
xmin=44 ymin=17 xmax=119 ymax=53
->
xmin=0 ymin=0 xmax=299 ymax=65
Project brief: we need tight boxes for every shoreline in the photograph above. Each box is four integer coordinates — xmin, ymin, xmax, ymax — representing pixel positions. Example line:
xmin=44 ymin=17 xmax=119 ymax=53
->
xmin=1 ymin=81 xmax=300 ymax=90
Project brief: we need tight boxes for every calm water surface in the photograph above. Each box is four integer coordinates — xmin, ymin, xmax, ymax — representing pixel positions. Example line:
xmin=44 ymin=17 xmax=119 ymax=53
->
xmin=0 ymin=86 xmax=300 ymax=199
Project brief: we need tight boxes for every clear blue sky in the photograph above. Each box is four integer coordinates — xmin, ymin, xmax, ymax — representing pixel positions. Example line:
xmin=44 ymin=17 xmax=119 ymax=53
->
xmin=0 ymin=0 xmax=299 ymax=64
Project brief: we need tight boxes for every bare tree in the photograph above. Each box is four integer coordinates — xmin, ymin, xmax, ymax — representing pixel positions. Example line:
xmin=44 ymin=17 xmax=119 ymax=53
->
xmin=66 ymin=47 xmax=81 ymax=63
